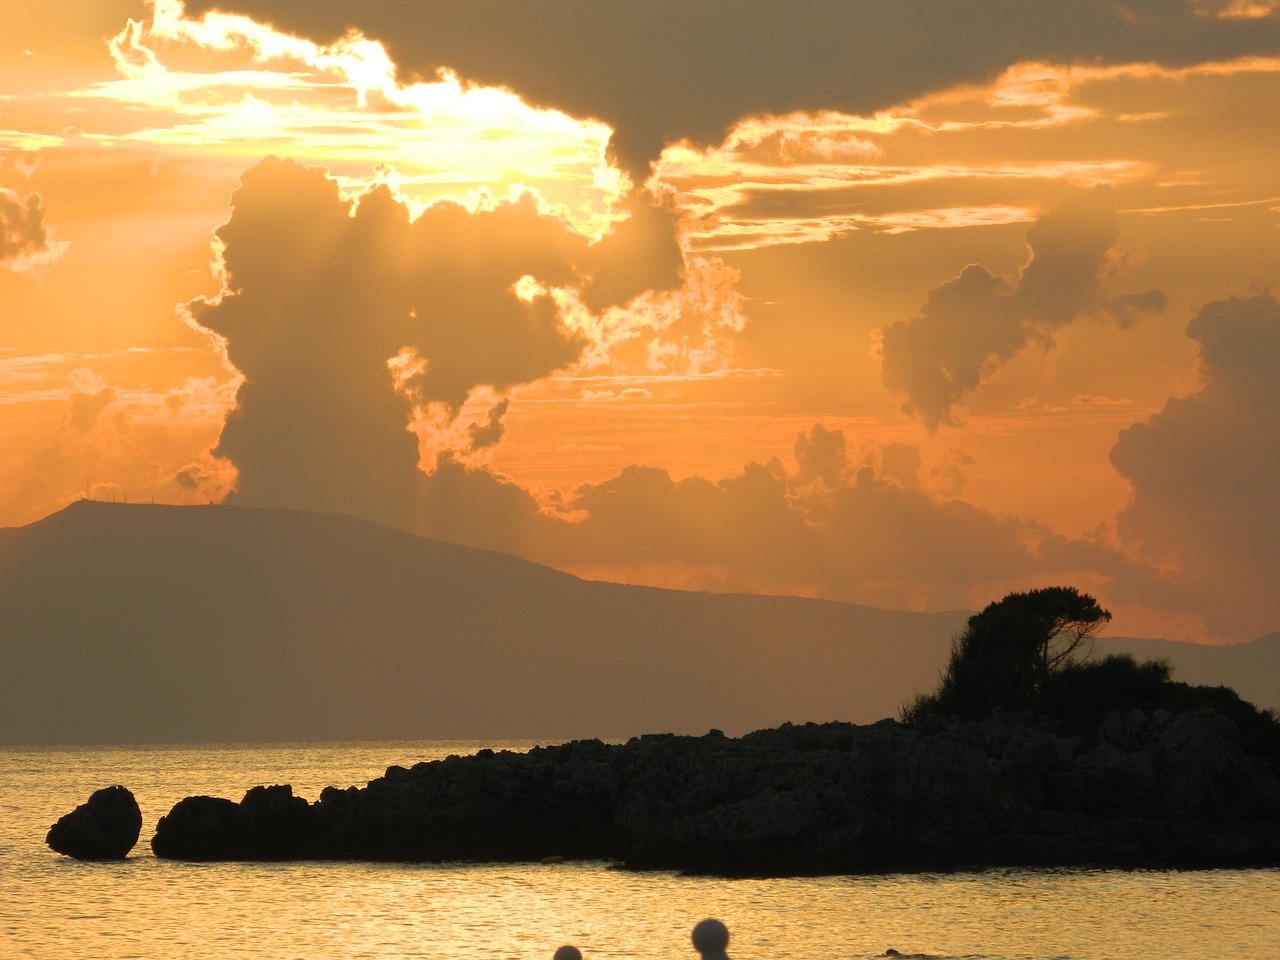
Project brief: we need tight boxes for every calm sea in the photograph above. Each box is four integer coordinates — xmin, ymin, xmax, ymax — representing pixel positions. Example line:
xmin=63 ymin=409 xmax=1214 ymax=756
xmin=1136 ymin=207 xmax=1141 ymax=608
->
xmin=2 ymin=741 xmax=1277 ymax=960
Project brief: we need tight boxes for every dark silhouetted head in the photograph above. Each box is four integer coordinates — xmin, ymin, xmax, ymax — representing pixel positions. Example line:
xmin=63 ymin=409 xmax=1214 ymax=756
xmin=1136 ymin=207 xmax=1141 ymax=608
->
xmin=692 ymin=918 xmax=730 ymax=959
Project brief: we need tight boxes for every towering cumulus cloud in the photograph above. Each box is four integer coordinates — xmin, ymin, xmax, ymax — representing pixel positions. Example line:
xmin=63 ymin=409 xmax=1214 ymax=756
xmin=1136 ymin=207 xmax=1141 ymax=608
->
xmin=190 ymin=161 xmax=425 ymax=529
xmin=1110 ymin=294 xmax=1280 ymax=638
xmin=878 ymin=188 xmax=1164 ymax=428
xmin=183 ymin=0 xmax=1280 ymax=183
xmin=192 ymin=157 xmax=682 ymax=530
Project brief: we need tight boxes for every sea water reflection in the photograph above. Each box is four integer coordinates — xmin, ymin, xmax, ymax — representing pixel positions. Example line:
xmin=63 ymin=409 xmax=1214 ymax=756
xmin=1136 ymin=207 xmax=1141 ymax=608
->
xmin=3 ymin=742 xmax=1278 ymax=960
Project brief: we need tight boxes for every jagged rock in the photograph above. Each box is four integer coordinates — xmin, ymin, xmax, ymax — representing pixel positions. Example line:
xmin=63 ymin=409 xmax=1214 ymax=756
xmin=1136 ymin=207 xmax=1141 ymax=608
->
xmin=150 ymin=712 xmax=1280 ymax=874
xmin=47 ymin=785 xmax=142 ymax=860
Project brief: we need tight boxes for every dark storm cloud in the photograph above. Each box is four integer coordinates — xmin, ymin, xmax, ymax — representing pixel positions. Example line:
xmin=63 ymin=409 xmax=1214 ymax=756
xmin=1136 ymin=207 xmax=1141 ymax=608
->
xmin=192 ymin=157 xmax=683 ymax=530
xmin=466 ymin=397 xmax=510 ymax=452
xmin=184 ymin=0 xmax=1280 ymax=181
xmin=394 ymin=191 xmax=589 ymax=412
xmin=1110 ymin=293 xmax=1280 ymax=638
xmin=579 ymin=191 xmax=685 ymax=312
xmin=878 ymin=187 xmax=1165 ymax=428
xmin=793 ymin=421 xmax=847 ymax=488
xmin=0 ymin=187 xmax=53 ymax=267
xmin=66 ymin=382 xmax=117 ymax=432
xmin=413 ymin=424 xmax=1145 ymax=613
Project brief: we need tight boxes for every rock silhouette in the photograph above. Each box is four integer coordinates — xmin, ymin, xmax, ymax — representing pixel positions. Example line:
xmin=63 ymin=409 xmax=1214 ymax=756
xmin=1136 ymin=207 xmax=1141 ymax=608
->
xmin=47 ymin=785 xmax=142 ymax=860
xmin=151 ymin=711 xmax=1280 ymax=874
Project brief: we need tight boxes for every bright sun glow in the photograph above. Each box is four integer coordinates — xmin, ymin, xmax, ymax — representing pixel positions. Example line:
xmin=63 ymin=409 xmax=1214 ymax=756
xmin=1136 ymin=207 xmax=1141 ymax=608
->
xmin=81 ymin=0 xmax=626 ymax=236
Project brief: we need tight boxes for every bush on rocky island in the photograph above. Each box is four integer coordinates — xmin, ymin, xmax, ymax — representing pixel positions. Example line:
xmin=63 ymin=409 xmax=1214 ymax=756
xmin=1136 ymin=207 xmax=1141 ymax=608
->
xmin=902 ymin=587 xmax=1280 ymax=765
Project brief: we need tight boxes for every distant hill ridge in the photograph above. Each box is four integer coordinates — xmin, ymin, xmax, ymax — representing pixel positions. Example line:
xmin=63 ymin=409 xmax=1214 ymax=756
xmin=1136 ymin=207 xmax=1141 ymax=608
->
xmin=1 ymin=501 xmax=1276 ymax=745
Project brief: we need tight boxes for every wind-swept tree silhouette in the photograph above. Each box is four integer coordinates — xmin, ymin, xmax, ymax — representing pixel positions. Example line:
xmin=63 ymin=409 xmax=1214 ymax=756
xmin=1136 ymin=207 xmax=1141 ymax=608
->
xmin=902 ymin=587 xmax=1280 ymax=768
xmin=903 ymin=586 xmax=1112 ymax=722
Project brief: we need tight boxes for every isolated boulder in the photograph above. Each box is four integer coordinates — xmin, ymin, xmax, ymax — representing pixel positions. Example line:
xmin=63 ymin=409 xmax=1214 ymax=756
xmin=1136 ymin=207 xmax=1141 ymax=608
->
xmin=46 ymin=785 xmax=142 ymax=860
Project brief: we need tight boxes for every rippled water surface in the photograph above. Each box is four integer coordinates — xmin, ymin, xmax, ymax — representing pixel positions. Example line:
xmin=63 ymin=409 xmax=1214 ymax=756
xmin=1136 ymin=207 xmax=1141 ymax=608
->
xmin=3 ymin=742 xmax=1278 ymax=960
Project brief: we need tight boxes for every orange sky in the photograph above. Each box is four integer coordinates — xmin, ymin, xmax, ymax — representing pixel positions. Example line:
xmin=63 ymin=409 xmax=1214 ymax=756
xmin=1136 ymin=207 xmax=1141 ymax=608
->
xmin=3 ymin=0 xmax=1280 ymax=642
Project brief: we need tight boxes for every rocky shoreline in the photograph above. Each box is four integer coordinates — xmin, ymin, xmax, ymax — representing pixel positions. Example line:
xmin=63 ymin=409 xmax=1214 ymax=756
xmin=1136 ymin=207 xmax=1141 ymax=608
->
xmin=145 ymin=709 xmax=1280 ymax=875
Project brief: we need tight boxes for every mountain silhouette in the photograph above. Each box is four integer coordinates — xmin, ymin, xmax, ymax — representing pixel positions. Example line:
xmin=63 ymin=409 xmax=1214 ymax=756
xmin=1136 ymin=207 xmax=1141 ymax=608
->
xmin=1 ymin=501 xmax=969 ymax=744
xmin=1 ymin=501 xmax=1275 ymax=745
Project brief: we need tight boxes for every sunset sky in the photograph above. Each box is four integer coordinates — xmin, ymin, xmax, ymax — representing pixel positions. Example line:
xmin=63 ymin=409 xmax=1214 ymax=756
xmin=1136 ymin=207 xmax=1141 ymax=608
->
xmin=3 ymin=0 xmax=1279 ymax=644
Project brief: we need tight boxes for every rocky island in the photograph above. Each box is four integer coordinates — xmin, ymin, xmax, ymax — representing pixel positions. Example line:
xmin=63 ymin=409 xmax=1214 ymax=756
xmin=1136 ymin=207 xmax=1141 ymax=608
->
xmin=149 ymin=710 xmax=1280 ymax=874
xmin=147 ymin=589 xmax=1280 ymax=874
